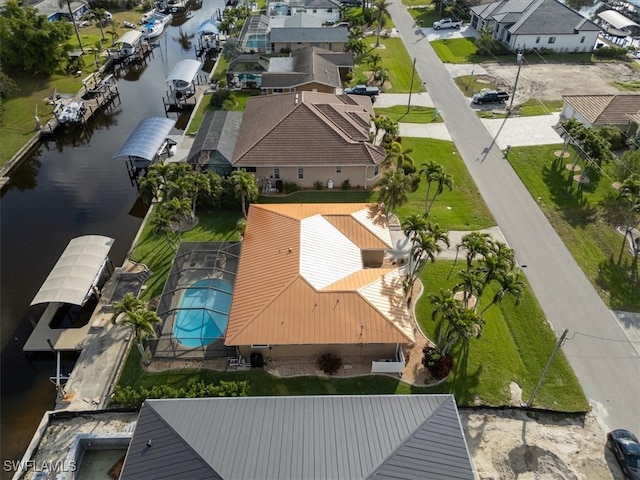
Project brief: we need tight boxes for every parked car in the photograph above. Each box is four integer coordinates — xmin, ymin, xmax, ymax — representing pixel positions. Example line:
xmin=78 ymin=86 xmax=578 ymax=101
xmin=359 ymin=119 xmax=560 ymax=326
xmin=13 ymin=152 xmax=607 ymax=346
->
xmin=344 ymin=85 xmax=380 ymax=97
xmin=433 ymin=18 xmax=462 ymax=30
xmin=608 ymin=429 xmax=640 ymax=479
xmin=472 ymin=90 xmax=509 ymax=105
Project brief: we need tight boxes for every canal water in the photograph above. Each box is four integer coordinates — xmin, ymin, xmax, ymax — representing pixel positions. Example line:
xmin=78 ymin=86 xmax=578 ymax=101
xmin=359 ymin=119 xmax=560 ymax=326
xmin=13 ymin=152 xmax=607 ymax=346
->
xmin=0 ymin=2 xmax=223 ymax=475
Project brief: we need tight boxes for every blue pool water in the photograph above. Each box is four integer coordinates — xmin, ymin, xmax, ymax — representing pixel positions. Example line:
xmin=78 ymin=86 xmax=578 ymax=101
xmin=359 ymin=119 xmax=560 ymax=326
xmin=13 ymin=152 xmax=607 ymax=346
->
xmin=173 ymin=278 xmax=232 ymax=348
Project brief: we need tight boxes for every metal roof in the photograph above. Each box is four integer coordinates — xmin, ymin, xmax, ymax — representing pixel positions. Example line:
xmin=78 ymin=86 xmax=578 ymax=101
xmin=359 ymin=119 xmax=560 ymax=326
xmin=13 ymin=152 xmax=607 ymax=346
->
xmin=30 ymin=235 xmax=114 ymax=306
xmin=120 ymin=395 xmax=476 ymax=480
xmin=166 ymin=59 xmax=202 ymax=84
xmin=112 ymin=117 xmax=176 ymax=162
xmin=186 ymin=111 xmax=243 ymax=169
xmin=195 ymin=18 xmax=219 ymax=35
xmin=269 ymin=26 xmax=349 ymax=43
xmin=116 ymin=30 xmax=143 ymax=46
xmin=597 ymin=10 xmax=639 ymax=30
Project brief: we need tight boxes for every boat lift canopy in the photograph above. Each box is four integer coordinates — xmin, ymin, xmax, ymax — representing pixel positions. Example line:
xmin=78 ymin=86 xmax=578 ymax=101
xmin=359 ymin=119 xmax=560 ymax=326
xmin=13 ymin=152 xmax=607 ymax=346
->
xmin=30 ymin=235 xmax=115 ymax=306
xmin=598 ymin=10 xmax=640 ymax=36
xmin=166 ymin=59 xmax=202 ymax=86
xmin=113 ymin=117 xmax=176 ymax=163
xmin=195 ymin=18 xmax=219 ymax=35
xmin=115 ymin=30 xmax=143 ymax=47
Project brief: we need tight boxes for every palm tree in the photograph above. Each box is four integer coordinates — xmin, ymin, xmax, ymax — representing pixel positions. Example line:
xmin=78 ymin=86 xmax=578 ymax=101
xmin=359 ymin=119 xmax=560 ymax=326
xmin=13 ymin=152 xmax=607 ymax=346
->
xmin=377 ymin=169 xmax=411 ymax=212
xmin=458 ymin=232 xmax=491 ymax=274
xmin=368 ymin=52 xmax=382 ymax=78
xmin=425 ymin=169 xmax=453 ymax=217
xmin=420 ymin=161 xmax=443 ymax=214
xmin=401 ymin=213 xmax=428 ymax=241
xmin=479 ymin=271 xmax=524 ymax=315
xmin=477 ymin=240 xmax=516 ymax=291
xmin=618 ymin=174 xmax=640 ymax=261
xmin=384 ymin=141 xmax=414 ymax=172
xmin=429 ymin=289 xmax=462 ymax=346
xmin=110 ymin=292 xmax=145 ymax=324
xmin=150 ymin=207 xmax=177 ymax=253
xmin=229 ymin=169 xmax=259 ymax=218
xmin=119 ymin=308 xmax=160 ymax=365
xmin=60 ymin=0 xmax=84 ymax=54
xmin=374 ymin=68 xmax=390 ymax=88
xmin=405 ymin=229 xmax=443 ymax=300
xmin=89 ymin=8 xmax=109 ymax=41
xmin=440 ymin=307 xmax=485 ymax=356
xmin=455 ymin=268 xmax=482 ymax=307
xmin=373 ymin=0 xmax=391 ymax=47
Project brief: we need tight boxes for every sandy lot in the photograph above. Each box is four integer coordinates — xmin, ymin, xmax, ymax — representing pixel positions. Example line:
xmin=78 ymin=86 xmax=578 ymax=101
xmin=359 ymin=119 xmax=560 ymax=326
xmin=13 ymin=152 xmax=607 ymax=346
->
xmin=480 ymin=62 xmax=639 ymax=104
xmin=461 ymin=409 xmax=624 ymax=480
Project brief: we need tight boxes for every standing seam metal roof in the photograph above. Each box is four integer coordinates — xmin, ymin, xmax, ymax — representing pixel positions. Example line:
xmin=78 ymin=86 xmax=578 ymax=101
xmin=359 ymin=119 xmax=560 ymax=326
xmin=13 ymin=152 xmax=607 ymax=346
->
xmin=166 ymin=59 xmax=202 ymax=84
xmin=112 ymin=117 xmax=176 ymax=161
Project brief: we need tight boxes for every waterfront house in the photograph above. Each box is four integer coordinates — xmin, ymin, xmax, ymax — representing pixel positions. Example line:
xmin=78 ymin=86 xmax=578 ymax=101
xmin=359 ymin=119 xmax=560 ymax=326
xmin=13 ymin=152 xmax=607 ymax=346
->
xmin=561 ymin=94 xmax=640 ymax=140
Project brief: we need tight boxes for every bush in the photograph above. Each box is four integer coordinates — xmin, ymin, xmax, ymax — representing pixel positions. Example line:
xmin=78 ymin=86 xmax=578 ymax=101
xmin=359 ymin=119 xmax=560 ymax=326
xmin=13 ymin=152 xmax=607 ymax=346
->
xmin=341 ymin=179 xmax=351 ymax=190
xmin=318 ymin=353 xmax=342 ymax=374
xmin=210 ymin=89 xmax=236 ymax=108
xmin=598 ymin=125 xmax=625 ymax=151
xmin=282 ymin=181 xmax=299 ymax=194
xmin=594 ymin=46 xmax=628 ymax=59
xmin=313 ymin=180 xmax=323 ymax=190
xmin=422 ymin=346 xmax=453 ymax=380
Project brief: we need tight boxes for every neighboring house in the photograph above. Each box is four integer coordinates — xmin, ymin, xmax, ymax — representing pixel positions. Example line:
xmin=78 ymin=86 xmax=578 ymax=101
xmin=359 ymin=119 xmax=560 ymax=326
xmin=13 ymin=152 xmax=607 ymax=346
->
xmin=225 ymin=203 xmax=415 ymax=366
xmin=120 ymin=395 xmax=476 ymax=480
xmin=186 ymin=111 xmax=243 ymax=175
xmin=561 ymin=94 xmax=640 ymax=140
xmin=261 ymin=46 xmax=354 ymax=94
xmin=237 ymin=14 xmax=271 ymax=52
xmin=270 ymin=24 xmax=349 ymax=53
xmin=470 ymin=0 xmax=601 ymax=53
xmin=268 ymin=0 xmax=341 ymax=23
xmin=231 ymin=91 xmax=384 ymax=188
xmin=34 ymin=0 xmax=88 ymax=21
xmin=226 ymin=53 xmax=270 ymax=88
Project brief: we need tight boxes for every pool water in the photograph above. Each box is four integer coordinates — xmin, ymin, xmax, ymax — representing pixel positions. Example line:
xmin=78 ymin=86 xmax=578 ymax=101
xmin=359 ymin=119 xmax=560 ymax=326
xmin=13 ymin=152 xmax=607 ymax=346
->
xmin=173 ymin=278 xmax=232 ymax=348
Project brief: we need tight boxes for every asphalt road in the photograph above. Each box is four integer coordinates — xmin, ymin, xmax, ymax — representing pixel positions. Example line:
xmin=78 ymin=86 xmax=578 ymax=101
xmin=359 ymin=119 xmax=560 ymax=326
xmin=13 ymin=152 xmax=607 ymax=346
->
xmin=387 ymin=1 xmax=640 ymax=431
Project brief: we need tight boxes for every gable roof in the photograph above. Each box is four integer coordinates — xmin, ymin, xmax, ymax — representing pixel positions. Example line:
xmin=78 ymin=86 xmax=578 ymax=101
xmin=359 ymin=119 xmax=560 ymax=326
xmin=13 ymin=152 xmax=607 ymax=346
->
xmin=563 ymin=94 xmax=640 ymax=125
xmin=120 ymin=395 xmax=476 ymax=480
xmin=225 ymin=203 xmax=414 ymax=346
xmin=471 ymin=0 xmax=600 ymax=34
xmin=186 ymin=111 xmax=243 ymax=168
xmin=269 ymin=26 xmax=349 ymax=43
xmin=261 ymin=46 xmax=354 ymax=89
xmin=232 ymin=92 xmax=384 ymax=167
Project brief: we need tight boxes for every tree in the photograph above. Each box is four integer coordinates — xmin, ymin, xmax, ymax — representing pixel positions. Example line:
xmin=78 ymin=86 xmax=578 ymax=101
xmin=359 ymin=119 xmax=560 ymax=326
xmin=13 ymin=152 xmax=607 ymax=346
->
xmin=373 ymin=0 xmax=390 ymax=47
xmin=377 ymin=169 xmax=411 ymax=212
xmin=229 ymin=169 xmax=259 ymax=218
xmin=618 ymin=174 xmax=640 ymax=261
xmin=455 ymin=268 xmax=482 ymax=307
xmin=384 ymin=141 xmax=414 ymax=172
xmin=0 ymin=0 xmax=74 ymax=74
xmin=59 ymin=0 xmax=84 ymax=54
xmin=111 ymin=293 xmax=160 ymax=365
xmin=457 ymin=231 xmax=491 ymax=273
xmin=424 ymin=167 xmax=453 ymax=217
xmin=374 ymin=68 xmax=389 ymax=88
xmin=403 ymin=222 xmax=448 ymax=300
xmin=479 ymin=271 xmax=523 ymax=315
xmin=476 ymin=240 xmax=515 ymax=292
xmin=150 ymin=206 xmax=177 ymax=253
xmin=429 ymin=289 xmax=461 ymax=347
xmin=429 ymin=289 xmax=484 ymax=356
xmin=401 ymin=213 xmax=428 ymax=241
xmin=89 ymin=8 xmax=109 ymax=40
xmin=368 ymin=52 xmax=382 ymax=76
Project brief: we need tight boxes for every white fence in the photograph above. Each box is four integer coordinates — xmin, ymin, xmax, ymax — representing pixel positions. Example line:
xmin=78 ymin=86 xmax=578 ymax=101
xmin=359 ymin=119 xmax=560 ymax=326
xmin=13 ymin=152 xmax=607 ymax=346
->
xmin=370 ymin=344 xmax=405 ymax=374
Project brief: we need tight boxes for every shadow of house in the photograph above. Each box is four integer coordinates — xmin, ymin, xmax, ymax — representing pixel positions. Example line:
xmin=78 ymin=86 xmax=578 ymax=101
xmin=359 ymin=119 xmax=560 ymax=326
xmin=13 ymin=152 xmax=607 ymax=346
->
xmin=186 ymin=111 xmax=242 ymax=175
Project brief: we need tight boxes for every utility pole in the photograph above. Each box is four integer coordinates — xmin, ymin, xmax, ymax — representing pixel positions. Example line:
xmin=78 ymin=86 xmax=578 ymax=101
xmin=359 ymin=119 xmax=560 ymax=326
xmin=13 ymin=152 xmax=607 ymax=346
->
xmin=407 ymin=57 xmax=416 ymax=114
xmin=508 ymin=52 xmax=523 ymax=112
xmin=527 ymin=328 xmax=569 ymax=407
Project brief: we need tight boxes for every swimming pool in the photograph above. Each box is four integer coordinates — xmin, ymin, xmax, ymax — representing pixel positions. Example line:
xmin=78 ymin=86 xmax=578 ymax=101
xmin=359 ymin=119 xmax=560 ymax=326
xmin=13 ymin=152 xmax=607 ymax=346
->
xmin=173 ymin=278 xmax=232 ymax=348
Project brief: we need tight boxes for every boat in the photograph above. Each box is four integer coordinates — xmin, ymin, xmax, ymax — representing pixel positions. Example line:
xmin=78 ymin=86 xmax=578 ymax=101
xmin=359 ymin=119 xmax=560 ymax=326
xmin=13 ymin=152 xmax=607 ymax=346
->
xmin=54 ymin=99 xmax=86 ymax=125
xmin=141 ymin=12 xmax=173 ymax=39
xmin=140 ymin=8 xmax=156 ymax=24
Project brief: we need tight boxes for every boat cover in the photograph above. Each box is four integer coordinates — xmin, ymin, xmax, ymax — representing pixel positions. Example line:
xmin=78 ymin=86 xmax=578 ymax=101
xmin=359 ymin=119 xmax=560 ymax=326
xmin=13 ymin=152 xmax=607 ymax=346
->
xmin=196 ymin=19 xmax=219 ymax=35
xmin=116 ymin=30 xmax=143 ymax=46
xmin=112 ymin=117 xmax=176 ymax=162
xmin=597 ymin=10 xmax=639 ymax=31
xmin=30 ymin=235 xmax=115 ymax=306
xmin=166 ymin=59 xmax=202 ymax=84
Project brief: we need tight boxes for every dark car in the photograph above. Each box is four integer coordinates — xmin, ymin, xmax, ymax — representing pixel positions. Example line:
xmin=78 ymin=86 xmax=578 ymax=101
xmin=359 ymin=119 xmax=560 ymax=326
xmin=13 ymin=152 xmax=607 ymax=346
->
xmin=472 ymin=90 xmax=509 ymax=104
xmin=608 ymin=429 xmax=640 ymax=479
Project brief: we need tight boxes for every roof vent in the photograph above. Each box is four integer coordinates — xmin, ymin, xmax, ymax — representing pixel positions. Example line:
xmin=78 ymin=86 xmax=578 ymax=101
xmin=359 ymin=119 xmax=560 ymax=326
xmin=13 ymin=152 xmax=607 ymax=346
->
xmin=295 ymin=93 xmax=299 ymax=104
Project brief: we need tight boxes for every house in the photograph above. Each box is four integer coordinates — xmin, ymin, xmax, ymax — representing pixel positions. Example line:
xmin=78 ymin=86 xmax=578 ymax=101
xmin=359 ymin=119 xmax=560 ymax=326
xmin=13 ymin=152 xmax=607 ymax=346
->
xmin=261 ymin=46 xmax=354 ymax=94
xmin=119 ymin=395 xmax=476 ymax=480
xmin=561 ymin=94 xmax=640 ymax=140
xmin=231 ymin=91 xmax=384 ymax=188
xmin=268 ymin=0 xmax=342 ymax=24
xmin=185 ymin=111 xmax=243 ymax=174
xmin=270 ymin=24 xmax=349 ymax=53
xmin=225 ymin=203 xmax=415 ymax=366
xmin=469 ymin=0 xmax=601 ymax=53
xmin=34 ymin=0 xmax=88 ymax=21
xmin=226 ymin=53 xmax=269 ymax=88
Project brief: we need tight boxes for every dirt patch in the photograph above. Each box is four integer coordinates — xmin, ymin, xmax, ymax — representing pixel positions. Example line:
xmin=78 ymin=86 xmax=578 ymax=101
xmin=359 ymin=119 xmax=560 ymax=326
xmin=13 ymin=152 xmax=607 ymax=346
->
xmin=480 ymin=62 xmax=638 ymax=103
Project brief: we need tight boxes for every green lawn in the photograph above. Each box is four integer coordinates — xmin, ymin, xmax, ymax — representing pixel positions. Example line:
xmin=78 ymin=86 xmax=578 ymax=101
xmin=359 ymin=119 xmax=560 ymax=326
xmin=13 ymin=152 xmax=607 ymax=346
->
xmin=353 ymin=38 xmax=424 ymax=93
xmin=186 ymin=90 xmax=260 ymax=134
xmin=374 ymin=105 xmax=443 ymax=123
xmin=508 ymin=144 xmax=640 ymax=311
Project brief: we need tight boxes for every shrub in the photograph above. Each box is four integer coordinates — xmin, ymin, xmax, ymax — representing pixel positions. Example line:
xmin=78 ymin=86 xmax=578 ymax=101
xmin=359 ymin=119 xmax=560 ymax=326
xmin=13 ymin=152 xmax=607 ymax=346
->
xmin=210 ymin=89 xmax=235 ymax=108
xmin=341 ymin=179 xmax=351 ymax=190
xmin=594 ymin=46 xmax=628 ymax=59
xmin=282 ymin=181 xmax=299 ymax=194
xmin=598 ymin=125 xmax=625 ymax=151
xmin=318 ymin=353 xmax=342 ymax=374
xmin=422 ymin=346 xmax=453 ymax=380
xmin=314 ymin=180 xmax=323 ymax=190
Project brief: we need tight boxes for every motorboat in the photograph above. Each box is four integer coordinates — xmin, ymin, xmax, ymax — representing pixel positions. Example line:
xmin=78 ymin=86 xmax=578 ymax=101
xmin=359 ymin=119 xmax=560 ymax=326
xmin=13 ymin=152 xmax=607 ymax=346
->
xmin=55 ymin=99 xmax=86 ymax=125
xmin=140 ymin=8 xmax=156 ymax=24
xmin=141 ymin=12 xmax=173 ymax=39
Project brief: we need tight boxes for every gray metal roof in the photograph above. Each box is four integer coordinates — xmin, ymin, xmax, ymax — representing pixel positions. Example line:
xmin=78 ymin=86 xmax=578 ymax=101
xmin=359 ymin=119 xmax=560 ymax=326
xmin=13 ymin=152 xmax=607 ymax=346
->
xmin=186 ymin=111 xmax=243 ymax=169
xmin=195 ymin=18 xmax=219 ymax=34
xmin=598 ymin=10 xmax=639 ymax=30
xmin=270 ymin=26 xmax=348 ymax=43
xmin=120 ymin=395 xmax=476 ymax=480
xmin=166 ymin=59 xmax=202 ymax=84
xmin=112 ymin=117 xmax=176 ymax=162
xmin=30 ymin=235 xmax=114 ymax=306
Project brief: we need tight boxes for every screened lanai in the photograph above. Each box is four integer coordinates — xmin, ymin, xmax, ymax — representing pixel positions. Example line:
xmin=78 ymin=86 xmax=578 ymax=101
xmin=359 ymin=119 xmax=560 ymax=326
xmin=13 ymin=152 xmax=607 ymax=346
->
xmin=150 ymin=242 xmax=241 ymax=358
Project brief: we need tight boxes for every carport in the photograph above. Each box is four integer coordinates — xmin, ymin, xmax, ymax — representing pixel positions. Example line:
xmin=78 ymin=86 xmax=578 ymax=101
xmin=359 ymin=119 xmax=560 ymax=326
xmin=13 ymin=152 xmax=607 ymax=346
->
xmin=166 ymin=59 xmax=202 ymax=94
xmin=597 ymin=10 xmax=640 ymax=38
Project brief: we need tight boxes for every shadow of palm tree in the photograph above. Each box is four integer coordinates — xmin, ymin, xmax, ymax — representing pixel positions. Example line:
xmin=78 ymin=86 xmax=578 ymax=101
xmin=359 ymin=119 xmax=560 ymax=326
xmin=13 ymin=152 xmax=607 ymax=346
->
xmin=596 ymin=255 xmax=640 ymax=311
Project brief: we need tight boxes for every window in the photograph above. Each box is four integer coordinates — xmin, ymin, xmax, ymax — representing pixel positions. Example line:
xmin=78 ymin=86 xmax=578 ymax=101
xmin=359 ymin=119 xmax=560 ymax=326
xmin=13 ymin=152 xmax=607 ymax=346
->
xmin=273 ymin=88 xmax=284 ymax=93
xmin=580 ymin=36 xmax=585 ymax=43
xmin=312 ymin=9 xmax=317 ymax=12
xmin=548 ymin=37 xmax=556 ymax=44
xmin=274 ymin=167 xmax=280 ymax=179
xmin=336 ymin=166 xmax=342 ymax=173
xmin=535 ymin=36 xmax=540 ymax=44
xmin=327 ymin=8 xmax=333 ymax=12
xmin=297 ymin=166 xmax=304 ymax=179
xmin=374 ymin=165 xmax=379 ymax=176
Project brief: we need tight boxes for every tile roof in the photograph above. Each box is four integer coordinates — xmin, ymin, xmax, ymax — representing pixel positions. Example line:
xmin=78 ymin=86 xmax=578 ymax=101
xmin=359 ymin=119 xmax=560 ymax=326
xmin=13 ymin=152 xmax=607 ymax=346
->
xmin=232 ymin=92 xmax=385 ymax=167
xmin=121 ymin=395 xmax=476 ymax=480
xmin=563 ymin=94 xmax=640 ymax=125
xmin=225 ymin=203 xmax=414 ymax=346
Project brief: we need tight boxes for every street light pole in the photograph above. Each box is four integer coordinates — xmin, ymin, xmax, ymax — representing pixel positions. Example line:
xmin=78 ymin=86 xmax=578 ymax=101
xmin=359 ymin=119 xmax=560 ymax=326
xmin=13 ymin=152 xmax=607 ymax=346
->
xmin=407 ymin=57 xmax=416 ymax=114
xmin=527 ymin=328 xmax=569 ymax=407
xmin=508 ymin=52 xmax=523 ymax=112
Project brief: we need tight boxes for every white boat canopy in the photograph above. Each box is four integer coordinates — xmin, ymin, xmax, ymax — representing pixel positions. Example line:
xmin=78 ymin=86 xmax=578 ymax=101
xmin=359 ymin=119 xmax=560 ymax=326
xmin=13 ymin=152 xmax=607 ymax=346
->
xmin=112 ymin=117 xmax=176 ymax=162
xmin=166 ymin=59 xmax=202 ymax=86
xmin=115 ymin=30 xmax=143 ymax=46
xmin=195 ymin=18 xmax=219 ymax=35
xmin=597 ymin=10 xmax=639 ymax=31
xmin=30 ymin=235 xmax=115 ymax=306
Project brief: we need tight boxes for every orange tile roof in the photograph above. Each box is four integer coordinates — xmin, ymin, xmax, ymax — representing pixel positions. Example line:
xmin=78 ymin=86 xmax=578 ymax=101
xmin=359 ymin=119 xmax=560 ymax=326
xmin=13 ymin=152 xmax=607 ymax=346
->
xmin=225 ymin=204 xmax=414 ymax=347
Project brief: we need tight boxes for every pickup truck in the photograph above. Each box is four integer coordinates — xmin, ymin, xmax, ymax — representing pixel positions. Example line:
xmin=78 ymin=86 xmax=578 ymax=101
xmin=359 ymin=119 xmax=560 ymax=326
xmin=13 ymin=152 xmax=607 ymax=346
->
xmin=344 ymin=85 xmax=380 ymax=97
xmin=472 ymin=90 xmax=509 ymax=104
xmin=432 ymin=18 xmax=462 ymax=30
